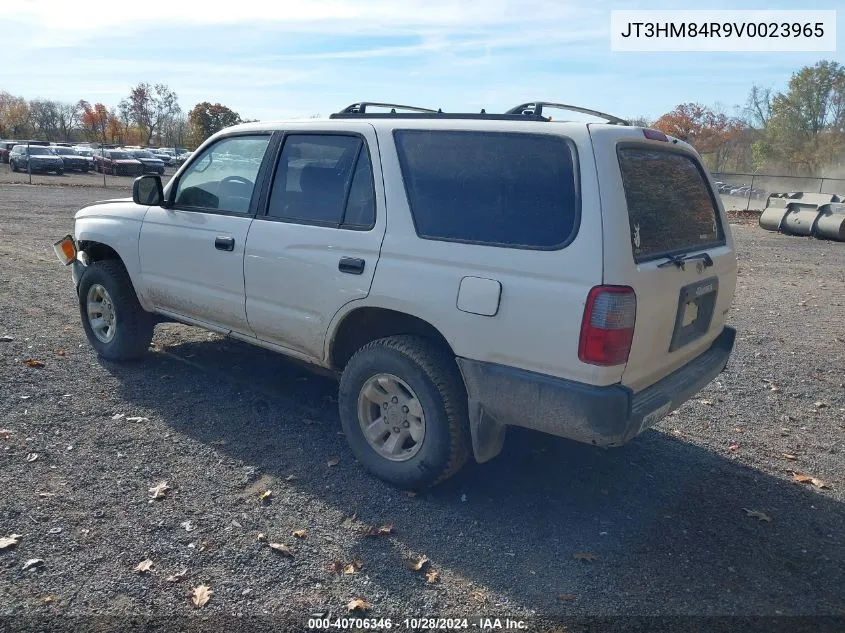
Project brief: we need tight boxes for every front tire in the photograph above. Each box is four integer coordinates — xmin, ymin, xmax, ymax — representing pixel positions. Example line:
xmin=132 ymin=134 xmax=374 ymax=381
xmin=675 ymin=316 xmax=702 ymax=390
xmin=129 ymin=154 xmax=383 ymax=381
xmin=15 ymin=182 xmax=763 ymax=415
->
xmin=338 ymin=335 xmax=471 ymax=490
xmin=77 ymin=260 xmax=154 ymax=361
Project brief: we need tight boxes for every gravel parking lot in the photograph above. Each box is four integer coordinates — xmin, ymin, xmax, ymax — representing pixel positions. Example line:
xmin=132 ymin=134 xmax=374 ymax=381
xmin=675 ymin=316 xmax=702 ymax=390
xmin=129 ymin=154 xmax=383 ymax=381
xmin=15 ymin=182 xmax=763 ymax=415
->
xmin=0 ymin=165 xmax=178 ymax=189
xmin=1 ymin=183 xmax=844 ymax=631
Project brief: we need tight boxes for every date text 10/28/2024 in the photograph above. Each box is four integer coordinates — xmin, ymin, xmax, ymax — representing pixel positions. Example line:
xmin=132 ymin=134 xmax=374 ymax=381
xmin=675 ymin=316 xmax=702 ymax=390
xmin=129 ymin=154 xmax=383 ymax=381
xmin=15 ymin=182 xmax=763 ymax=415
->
xmin=307 ymin=617 xmax=529 ymax=630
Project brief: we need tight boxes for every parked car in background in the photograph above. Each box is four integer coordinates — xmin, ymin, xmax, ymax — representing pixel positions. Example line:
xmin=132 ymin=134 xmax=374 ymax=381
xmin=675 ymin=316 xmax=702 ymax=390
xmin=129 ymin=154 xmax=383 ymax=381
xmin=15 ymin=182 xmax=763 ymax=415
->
xmin=73 ymin=147 xmax=97 ymax=169
xmin=50 ymin=146 xmax=90 ymax=172
xmin=0 ymin=140 xmax=18 ymax=164
xmin=9 ymin=144 xmax=64 ymax=174
xmin=172 ymin=150 xmax=193 ymax=167
xmin=149 ymin=149 xmax=173 ymax=165
xmin=92 ymin=149 xmax=143 ymax=176
xmin=125 ymin=149 xmax=165 ymax=175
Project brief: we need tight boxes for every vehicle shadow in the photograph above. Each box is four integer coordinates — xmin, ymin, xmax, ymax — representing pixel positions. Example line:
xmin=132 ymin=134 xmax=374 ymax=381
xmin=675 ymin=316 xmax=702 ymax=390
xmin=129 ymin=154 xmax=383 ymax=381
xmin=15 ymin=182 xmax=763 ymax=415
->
xmin=106 ymin=335 xmax=845 ymax=617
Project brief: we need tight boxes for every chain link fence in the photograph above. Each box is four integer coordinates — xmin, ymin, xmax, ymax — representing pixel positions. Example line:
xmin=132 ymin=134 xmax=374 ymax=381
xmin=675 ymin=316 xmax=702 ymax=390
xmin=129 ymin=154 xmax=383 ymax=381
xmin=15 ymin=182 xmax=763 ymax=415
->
xmin=713 ymin=172 xmax=845 ymax=212
xmin=1 ymin=142 xmax=181 ymax=190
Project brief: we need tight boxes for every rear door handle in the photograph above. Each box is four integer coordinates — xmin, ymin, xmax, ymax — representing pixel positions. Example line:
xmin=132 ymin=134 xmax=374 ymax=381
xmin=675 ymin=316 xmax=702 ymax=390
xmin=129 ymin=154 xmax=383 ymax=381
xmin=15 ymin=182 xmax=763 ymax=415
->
xmin=338 ymin=257 xmax=365 ymax=275
xmin=215 ymin=236 xmax=235 ymax=251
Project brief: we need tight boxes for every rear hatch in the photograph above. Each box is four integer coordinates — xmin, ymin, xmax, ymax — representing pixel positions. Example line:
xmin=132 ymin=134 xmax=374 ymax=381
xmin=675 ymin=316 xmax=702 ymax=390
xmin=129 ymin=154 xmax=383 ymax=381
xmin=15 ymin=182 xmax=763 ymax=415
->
xmin=589 ymin=125 xmax=737 ymax=392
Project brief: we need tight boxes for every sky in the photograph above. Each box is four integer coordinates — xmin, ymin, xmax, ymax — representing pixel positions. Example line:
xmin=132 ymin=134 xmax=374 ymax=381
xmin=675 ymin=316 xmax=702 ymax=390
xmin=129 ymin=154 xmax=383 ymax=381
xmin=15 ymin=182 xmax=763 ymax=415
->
xmin=1 ymin=0 xmax=842 ymax=122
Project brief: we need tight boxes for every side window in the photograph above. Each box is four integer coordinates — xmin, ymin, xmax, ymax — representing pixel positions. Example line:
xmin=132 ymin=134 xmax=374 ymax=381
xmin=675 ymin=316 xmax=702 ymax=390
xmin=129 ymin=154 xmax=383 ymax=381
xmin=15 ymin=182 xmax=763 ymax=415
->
xmin=394 ymin=130 xmax=579 ymax=249
xmin=174 ymin=135 xmax=270 ymax=213
xmin=266 ymin=134 xmax=375 ymax=229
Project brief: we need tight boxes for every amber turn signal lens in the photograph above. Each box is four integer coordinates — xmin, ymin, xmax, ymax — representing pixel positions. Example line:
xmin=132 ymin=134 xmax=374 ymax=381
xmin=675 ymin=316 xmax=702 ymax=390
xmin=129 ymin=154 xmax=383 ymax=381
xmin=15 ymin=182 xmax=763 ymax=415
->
xmin=52 ymin=235 xmax=76 ymax=265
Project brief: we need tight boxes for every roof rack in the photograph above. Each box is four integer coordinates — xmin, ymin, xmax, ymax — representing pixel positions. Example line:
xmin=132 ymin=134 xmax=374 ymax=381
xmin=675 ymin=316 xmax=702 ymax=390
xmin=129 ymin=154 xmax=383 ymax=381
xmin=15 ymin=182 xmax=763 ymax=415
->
xmin=330 ymin=102 xmax=549 ymax=121
xmin=505 ymin=102 xmax=630 ymax=125
xmin=334 ymin=102 xmax=439 ymax=115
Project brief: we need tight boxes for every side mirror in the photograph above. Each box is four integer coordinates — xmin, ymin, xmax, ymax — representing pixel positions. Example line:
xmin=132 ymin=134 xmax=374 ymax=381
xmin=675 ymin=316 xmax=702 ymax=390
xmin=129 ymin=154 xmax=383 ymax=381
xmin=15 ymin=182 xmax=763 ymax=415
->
xmin=133 ymin=175 xmax=164 ymax=206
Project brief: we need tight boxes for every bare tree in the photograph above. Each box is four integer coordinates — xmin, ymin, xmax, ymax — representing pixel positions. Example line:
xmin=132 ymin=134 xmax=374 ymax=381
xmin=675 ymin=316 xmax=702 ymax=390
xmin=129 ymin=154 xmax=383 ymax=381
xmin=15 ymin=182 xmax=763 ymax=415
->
xmin=125 ymin=82 xmax=181 ymax=145
xmin=745 ymin=85 xmax=773 ymax=129
xmin=56 ymin=101 xmax=82 ymax=142
xmin=29 ymin=99 xmax=61 ymax=141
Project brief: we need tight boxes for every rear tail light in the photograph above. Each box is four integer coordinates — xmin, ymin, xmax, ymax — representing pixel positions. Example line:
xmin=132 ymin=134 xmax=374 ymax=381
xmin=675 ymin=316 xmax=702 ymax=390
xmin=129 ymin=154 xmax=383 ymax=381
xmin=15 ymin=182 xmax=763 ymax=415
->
xmin=642 ymin=128 xmax=669 ymax=142
xmin=579 ymin=286 xmax=637 ymax=366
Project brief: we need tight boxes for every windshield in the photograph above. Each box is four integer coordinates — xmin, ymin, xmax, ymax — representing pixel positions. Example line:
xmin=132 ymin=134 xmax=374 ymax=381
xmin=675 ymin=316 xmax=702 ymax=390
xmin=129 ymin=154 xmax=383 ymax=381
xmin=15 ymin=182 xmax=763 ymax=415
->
xmin=133 ymin=151 xmax=156 ymax=159
xmin=109 ymin=151 xmax=132 ymax=160
xmin=52 ymin=147 xmax=77 ymax=155
xmin=28 ymin=147 xmax=55 ymax=156
xmin=75 ymin=149 xmax=93 ymax=156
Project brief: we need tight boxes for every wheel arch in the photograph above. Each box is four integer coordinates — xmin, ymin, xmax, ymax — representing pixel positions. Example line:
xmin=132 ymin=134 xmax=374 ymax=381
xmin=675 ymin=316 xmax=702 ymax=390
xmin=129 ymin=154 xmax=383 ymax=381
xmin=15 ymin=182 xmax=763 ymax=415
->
xmin=328 ymin=306 xmax=456 ymax=372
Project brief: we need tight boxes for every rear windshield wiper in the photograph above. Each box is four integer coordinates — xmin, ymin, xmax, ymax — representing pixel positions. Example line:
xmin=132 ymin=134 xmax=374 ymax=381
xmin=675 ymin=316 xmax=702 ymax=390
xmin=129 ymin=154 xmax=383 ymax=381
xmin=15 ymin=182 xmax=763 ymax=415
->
xmin=657 ymin=252 xmax=713 ymax=270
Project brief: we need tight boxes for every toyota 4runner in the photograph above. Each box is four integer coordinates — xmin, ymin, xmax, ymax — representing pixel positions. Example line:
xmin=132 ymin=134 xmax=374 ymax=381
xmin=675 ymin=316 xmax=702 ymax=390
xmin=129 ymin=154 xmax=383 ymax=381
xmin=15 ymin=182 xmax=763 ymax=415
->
xmin=54 ymin=101 xmax=737 ymax=490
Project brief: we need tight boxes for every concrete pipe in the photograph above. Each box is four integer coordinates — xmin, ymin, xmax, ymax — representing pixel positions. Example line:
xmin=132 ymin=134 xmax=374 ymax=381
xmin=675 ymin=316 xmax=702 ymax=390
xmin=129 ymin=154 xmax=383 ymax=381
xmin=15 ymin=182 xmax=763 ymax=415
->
xmin=814 ymin=203 xmax=845 ymax=241
xmin=781 ymin=203 xmax=823 ymax=236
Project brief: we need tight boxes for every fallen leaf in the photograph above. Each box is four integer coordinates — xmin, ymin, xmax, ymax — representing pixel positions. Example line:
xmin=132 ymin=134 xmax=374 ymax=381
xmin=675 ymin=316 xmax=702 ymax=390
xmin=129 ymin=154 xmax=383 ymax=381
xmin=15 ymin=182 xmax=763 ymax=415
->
xmin=327 ymin=457 xmax=340 ymax=467
xmin=23 ymin=359 xmax=45 ymax=368
xmin=425 ymin=568 xmax=440 ymax=584
xmin=292 ymin=529 xmax=307 ymax=539
xmin=770 ymin=385 xmax=780 ymax=392
xmin=135 ymin=559 xmax=154 ymax=574
xmin=256 ymin=533 xmax=267 ymax=542
xmin=365 ymin=524 xmax=393 ymax=537
xmin=111 ymin=414 xmax=124 ymax=420
xmin=404 ymin=555 xmax=429 ymax=571
xmin=125 ymin=416 xmax=149 ymax=422
xmin=259 ymin=490 xmax=273 ymax=502
xmin=742 ymin=508 xmax=771 ymax=522
xmin=0 ymin=534 xmax=22 ymax=550
xmin=728 ymin=443 xmax=739 ymax=452
xmin=268 ymin=543 xmax=294 ymax=557
xmin=191 ymin=585 xmax=212 ymax=608
xmin=811 ymin=478 xmax=832 ymax=490
xmin=42 ymin=595 xmax=56 ymax=603
xmin=166 ymin=568 xmax=188 ymax=583
xmin=344 ymin=560 xmax=363 ymax=574
xmin=791 ymin=473 xmax=813 ymax=483
xmin=55 ymin=350 xmax=66 ymax=356
xmin=558 ymin=593 xmax=577 ymax=602
xmin=0 ymin=429 xmax=11 ymax=440
xmin=573 ymin=552 xmax=599 ymax=562
xmin=0 ymin=335 xmax=13 ymax=342
xmin=813 ymin=401 xmax=827 ymax=408
xmin=781 ymin=453 xmax=797 ymax=461
xmin=469 ymin=589 xmax=487 ymax=603
xmin=329 ymin=561 xmax=344 ymax=574
xmin=148 ymin=482 xmax=171 ymax=500
xmin=347 ymin=598 xmax=372 ymax=612
xmin=699 ymin=399 xmax=713 ymax=406
xmin=22 ymin=558 xmax=44 ymax=571
xmin=25 ymin=453 xmax=38 ymax=463
xmin=180 ymin=520 xmax=195 ymax=532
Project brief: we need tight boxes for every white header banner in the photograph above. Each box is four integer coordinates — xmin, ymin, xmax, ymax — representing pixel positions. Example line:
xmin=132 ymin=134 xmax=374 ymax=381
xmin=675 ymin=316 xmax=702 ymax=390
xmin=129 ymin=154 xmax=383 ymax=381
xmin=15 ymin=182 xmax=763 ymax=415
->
xmin=610 ymin=10 xmax=837 ymax=52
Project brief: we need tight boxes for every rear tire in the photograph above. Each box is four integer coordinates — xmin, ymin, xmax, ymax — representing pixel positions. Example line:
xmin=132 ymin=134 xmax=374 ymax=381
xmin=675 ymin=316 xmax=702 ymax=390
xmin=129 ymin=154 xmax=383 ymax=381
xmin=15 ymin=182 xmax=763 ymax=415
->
xmin=77 ymin=260 xmax=154 ymax=361
xmin=338 ymin=335 xmax=470 ymax=490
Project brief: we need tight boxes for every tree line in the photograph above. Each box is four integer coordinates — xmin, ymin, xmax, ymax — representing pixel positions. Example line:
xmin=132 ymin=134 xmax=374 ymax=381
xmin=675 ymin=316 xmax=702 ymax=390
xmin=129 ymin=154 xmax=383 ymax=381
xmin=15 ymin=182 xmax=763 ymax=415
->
xmin=648 ymin=60 xmax=845 ymax=177
xmin=0 ymin=82 xmax=247 ymax=149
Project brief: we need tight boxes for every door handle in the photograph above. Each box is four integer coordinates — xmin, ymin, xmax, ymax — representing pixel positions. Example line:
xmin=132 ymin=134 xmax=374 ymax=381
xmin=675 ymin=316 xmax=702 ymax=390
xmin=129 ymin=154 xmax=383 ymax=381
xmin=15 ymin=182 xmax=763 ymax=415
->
xmin=338 ymin=257 xmax=365 ymax=275
xmin=215 ymin=236 xmax=235 ymax=251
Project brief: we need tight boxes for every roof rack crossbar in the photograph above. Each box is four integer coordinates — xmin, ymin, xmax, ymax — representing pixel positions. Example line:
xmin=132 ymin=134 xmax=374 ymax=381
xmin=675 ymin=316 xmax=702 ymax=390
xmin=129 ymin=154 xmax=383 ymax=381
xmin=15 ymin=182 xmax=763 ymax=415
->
xmin=336 ymin=102 xmax=439 ymax=115
xmin=505 ymin=102 xmax=630 ymax=126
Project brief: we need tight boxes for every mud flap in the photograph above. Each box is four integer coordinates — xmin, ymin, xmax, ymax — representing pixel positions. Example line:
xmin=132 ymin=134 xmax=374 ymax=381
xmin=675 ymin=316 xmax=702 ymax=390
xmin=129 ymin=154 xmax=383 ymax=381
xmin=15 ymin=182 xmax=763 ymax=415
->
xmin=467 ymin=399 xmax=506 ymax=463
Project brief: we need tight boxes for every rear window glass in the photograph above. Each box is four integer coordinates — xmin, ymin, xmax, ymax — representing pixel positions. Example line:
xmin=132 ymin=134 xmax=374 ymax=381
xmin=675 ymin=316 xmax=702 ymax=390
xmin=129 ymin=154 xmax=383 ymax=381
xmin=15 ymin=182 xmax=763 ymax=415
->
xmin=617 ymin=148 xmax=723 ymax=261
xmin=394 ymin=130 xmax=579 ymax=249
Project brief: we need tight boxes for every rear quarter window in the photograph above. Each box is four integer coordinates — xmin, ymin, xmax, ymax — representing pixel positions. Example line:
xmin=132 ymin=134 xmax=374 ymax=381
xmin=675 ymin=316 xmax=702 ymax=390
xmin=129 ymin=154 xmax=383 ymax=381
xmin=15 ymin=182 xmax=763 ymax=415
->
xmin=617 ymin=147 xmax=724 ymax=262
xmin=394 ymin=130 xmax=579 ymax=249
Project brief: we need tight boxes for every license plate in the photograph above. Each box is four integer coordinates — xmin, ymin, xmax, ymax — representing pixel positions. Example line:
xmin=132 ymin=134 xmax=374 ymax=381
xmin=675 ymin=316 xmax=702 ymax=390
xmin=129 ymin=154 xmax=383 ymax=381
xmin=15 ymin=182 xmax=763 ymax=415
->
xmin=669 ymin=277 xmax=719 ymax=352
xmin=682 ymin=300 xmax=699 ymax=327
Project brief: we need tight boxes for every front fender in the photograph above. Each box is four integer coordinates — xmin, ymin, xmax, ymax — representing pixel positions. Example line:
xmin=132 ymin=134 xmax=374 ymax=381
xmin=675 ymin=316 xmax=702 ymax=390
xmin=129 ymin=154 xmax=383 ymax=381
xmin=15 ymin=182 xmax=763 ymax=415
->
xmin=74 ymin=208 xmax=153 ymax=311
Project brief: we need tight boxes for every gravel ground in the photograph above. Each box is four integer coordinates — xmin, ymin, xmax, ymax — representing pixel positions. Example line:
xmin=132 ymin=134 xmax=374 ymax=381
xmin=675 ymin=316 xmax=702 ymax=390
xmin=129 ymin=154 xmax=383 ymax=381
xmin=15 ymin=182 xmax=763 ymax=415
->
xmin=1 ymin=184 xmax=844 ymax=632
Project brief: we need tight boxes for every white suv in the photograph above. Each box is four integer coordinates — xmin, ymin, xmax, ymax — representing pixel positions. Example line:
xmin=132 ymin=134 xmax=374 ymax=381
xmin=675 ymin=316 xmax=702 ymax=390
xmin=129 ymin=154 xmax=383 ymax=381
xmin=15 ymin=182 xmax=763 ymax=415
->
xmin=54 ymin=101 xmax=737 ymax=490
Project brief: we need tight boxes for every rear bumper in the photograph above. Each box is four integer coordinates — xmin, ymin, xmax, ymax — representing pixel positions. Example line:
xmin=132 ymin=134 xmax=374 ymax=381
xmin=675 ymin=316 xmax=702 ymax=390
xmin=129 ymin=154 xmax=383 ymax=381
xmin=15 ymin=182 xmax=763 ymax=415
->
xmin=457 ymin=327 xmax=736 ymax=461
